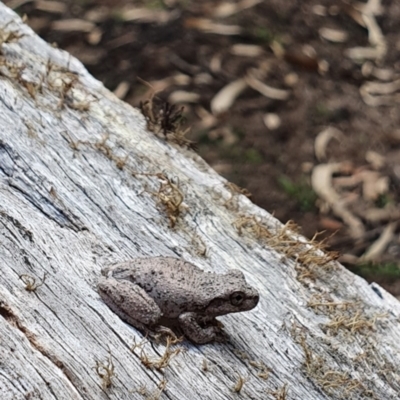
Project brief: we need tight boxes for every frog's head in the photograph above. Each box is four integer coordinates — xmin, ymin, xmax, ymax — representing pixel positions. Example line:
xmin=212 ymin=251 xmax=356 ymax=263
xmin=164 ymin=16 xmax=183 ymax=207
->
xmin=203 ymin=270 xmax=259 ymax=317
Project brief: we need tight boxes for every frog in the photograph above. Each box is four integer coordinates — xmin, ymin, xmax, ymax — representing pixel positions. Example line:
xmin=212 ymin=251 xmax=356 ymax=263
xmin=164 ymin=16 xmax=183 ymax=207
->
xmin=97 ymin=257 xmax=259 ymax=344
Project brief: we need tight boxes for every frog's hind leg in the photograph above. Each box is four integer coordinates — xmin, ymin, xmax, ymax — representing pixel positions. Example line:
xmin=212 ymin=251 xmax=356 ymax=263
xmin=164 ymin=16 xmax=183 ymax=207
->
xmin=98 ymin=277 xmax=162 ymax=331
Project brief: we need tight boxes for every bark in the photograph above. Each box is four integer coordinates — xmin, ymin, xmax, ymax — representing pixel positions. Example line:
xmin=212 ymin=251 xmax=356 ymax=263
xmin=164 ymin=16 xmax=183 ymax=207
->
xmin=0 ymin=4 xmax=399 ymax=400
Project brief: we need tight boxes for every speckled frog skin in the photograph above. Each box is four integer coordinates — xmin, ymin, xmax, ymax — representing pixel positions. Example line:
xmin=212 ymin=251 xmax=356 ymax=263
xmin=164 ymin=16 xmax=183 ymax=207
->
xmin=98 ymin=257 xmax=259 ymax=344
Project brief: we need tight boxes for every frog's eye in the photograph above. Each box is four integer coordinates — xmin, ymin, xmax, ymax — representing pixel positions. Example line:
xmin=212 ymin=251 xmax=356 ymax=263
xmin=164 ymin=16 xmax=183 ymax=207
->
xmin=230 ymin=291 xmax=245 ymax=306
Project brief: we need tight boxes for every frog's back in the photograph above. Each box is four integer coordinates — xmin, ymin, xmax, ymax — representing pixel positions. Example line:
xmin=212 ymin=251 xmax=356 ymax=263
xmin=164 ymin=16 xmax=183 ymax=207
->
xmin=132 ymin=257 xmax=203 ymax=276
xmin=104 ymin=257 xmax=200 ymax=275
xmin=130 ymin=257 xmax=210 ymax=316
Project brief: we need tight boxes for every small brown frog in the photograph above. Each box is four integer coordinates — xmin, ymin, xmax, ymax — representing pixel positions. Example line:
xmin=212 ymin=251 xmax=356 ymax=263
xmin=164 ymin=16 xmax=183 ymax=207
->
xmin=98 ymin=257 xmax=259 ymax=344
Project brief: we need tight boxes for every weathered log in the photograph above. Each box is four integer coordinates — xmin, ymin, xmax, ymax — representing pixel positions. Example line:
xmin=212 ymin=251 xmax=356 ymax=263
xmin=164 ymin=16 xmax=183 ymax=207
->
xmin=0 ymin=4 xmax=399 ymax=399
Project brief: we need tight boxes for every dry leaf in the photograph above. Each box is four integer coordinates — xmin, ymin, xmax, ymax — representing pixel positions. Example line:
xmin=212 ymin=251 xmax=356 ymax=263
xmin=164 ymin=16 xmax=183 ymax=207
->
xmin=87 ymin=27 xmax=103 ymax=46
xmin=361 ymin=171 xmax=389 ymax=201
xmin=319 ymin=27 xmax=348 ymax=43
xmin=360 ymin=79 xmax=400 ymax=106
xmin=361 ymin=62 xmax=394 ymax=81
xmin=194 ymin=106 xmax=218 ymax=129
xmin=270 ymin=40 xmax=285 ymax=59
xmin=339 ymin=254 xmax=359 ymax=265
xmin=312 ymin=5 xmax=327 ymax=16
xmin=361 ymin=222 xmax=397 ymax=261
xmin=363 ymin=207 xmax=400 ymax=223
xmin=121 ymin=7 xmax=176 ymax=24
xmin=365 ymin=150 xmax=385 ymax=169
xmin=8 ymin=0 xmax=33 ymax=9
xmin=345 ymin=47 xmax=383 ymax=62
xmin=333 ymin=175 xmax=363 ymax=190
xmin=344 ymin=0 xmax=386 ymax=62
xmin=356 ymin=0 xmax=384 ymax=16
xmin=210 ymin=79 xmax=247 ymax=115
xmin=312 ymin=163 xmax=365 ymax=239
xmin=245 ymin=70 xmax=290 ymax=100
xmin=319 ymin=217 xmax=344 ymax=231
xmin=362 ymin=79 xmax=400 ymax=95
xmin=212 ymin=2 xmax=237 ymax=18
xmin=168 ymin=91 xmax=200 ymax=104
xmin=284 ymin=72 xmax=299 ymax=87
xmin=184 ymin=18 xmax=242 ymax=35
xmin=213 ymin=0 xmax=263 ymax=18
xmin=35 ymin=0 xmax=67 ymax=14
xmin=230 ymin=44 xmax=264 ymax=57
xmin=113 ymin=81 xmax=130 ymax=100
xmin=314 ymin=127 xmax=343 ymax=161
xmin=51 ymin=19 xmax=95 ymax=33
xmin=85 ymin=7 xmax=110 ymax=23
xmin=263 ymin=113 xmax=281 ymax=130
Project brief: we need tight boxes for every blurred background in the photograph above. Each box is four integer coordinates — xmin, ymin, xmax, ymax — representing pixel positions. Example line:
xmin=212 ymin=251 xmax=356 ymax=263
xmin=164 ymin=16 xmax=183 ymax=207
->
xmin=7 ymin=0 xmax=400 ymax=296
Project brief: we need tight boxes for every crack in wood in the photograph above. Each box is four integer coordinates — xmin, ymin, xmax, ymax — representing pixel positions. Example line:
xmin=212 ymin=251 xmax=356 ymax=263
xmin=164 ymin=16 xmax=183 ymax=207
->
xmin=0 ymin=210 xmax=34 ymax=242
xmin=8 ymin=181 xmax=87 ymax=233
xmin=0 ymin=300 xmax=82 ymax=397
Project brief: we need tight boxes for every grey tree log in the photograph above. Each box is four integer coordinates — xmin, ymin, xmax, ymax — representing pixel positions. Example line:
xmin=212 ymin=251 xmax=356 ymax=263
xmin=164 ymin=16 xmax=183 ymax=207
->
xmin=0 ymin=4 xmax=399 ymax=400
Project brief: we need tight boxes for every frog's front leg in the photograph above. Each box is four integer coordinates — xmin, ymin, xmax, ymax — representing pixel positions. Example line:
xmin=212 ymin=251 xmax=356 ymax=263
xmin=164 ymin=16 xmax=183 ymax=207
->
xmin=178 ymin=312 xmax=221 ymax=344
xmin=98 ymin=277 xmax=162 ymax=332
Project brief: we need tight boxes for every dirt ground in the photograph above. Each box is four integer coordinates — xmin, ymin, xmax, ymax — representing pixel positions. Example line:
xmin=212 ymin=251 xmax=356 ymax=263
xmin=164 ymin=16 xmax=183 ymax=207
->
xmin=7 ymin=0 xmax=400 ymax=295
